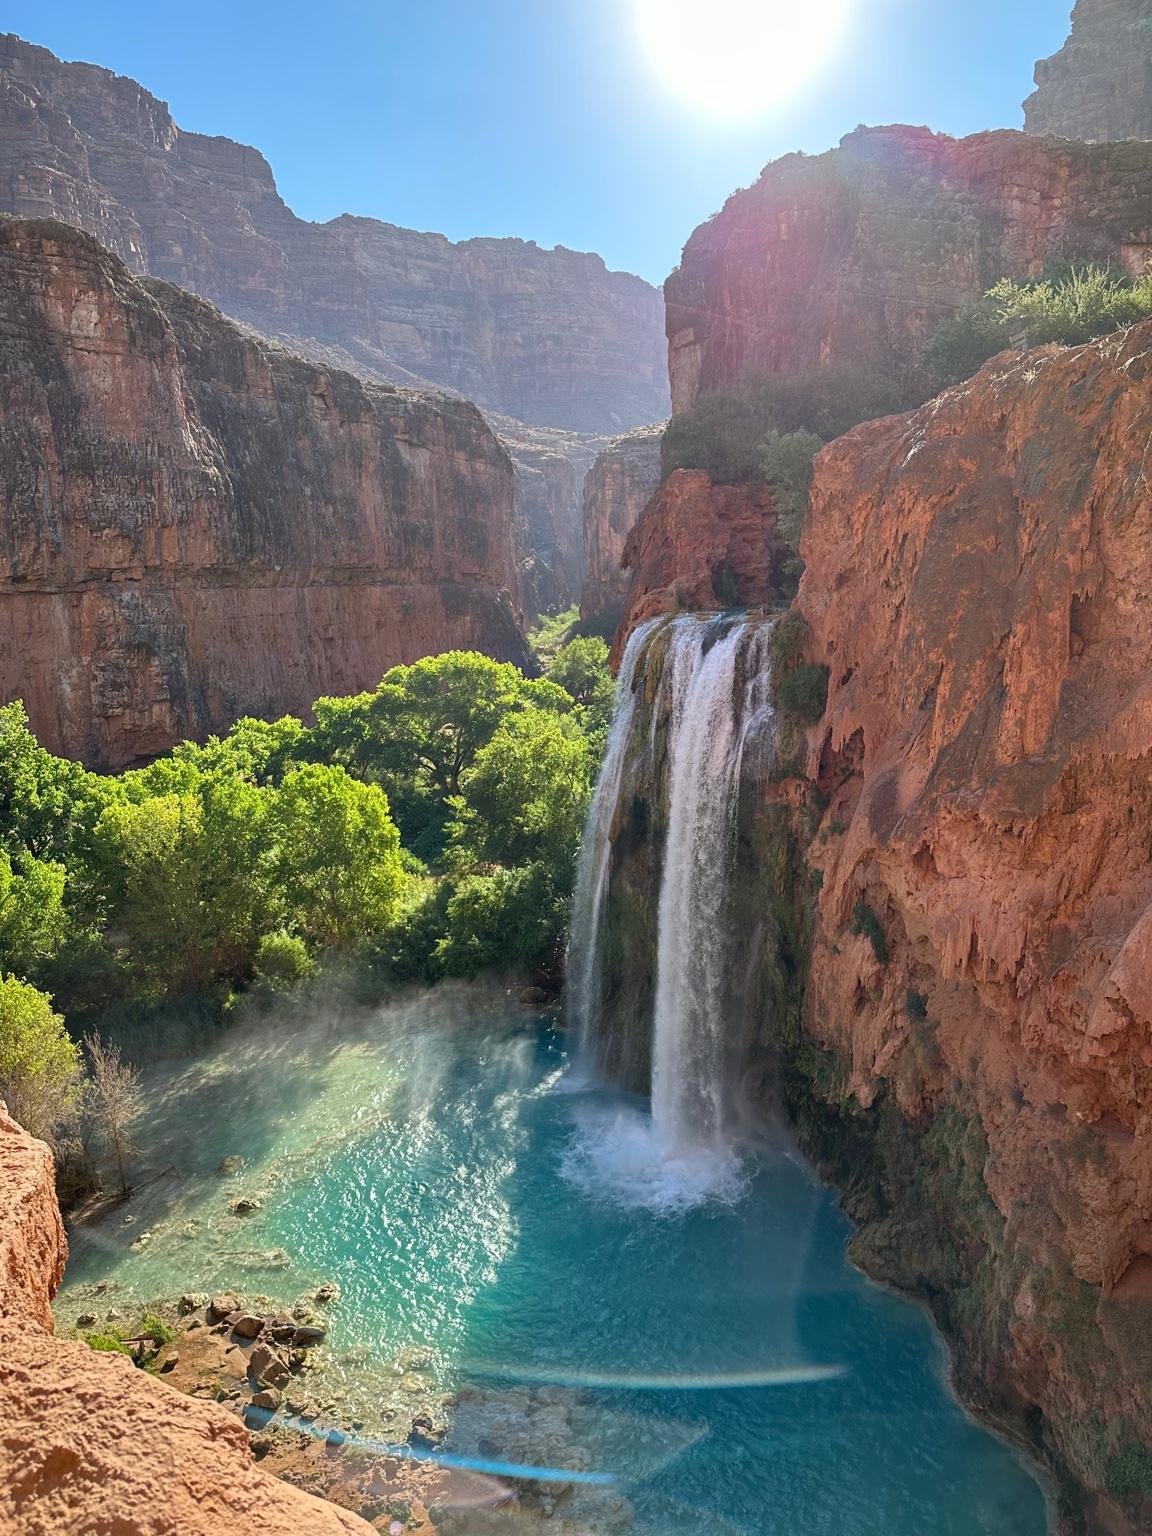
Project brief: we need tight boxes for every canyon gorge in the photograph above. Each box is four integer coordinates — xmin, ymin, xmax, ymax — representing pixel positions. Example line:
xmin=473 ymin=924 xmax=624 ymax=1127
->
xmin=5 ymin=2 xmax=1152 ymax=1534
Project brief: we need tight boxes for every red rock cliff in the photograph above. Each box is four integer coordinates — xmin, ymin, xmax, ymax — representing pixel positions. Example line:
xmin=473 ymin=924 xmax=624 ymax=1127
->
xmin=580 ymin=424 xmax=665 ymax=630
xmin=666 ymin=125 xmax=1152 ymax=413
xmin=0 ymin=33 xmax=669 ymax=436
xmin=793 ymin=325 xmax=1152 ymax=1531
xmin=0 ymin=1105 xmax=373 ymax=1535
xmin=0 ymin=218 xmax=528 ymax=769
xmin=609 ymin=471 xmax=788 ymax=667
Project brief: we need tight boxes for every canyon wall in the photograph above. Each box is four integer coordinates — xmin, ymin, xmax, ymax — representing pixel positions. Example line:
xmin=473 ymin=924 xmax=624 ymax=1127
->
xmin=609 ymin=471 xmax=786 ymax=665
xmin=0 ymin=1105 xmax=374 ymax=1535
xmin=0 ymin=217 xmax=527 ymax=769
xmin=665 ymin=125 xmax=1152 ymax=414
xmin=580 ymin=424 xmax=664 ymax=630
xmin=792 ymin=328 xmax=1152 ymax=1531
xmin=0 ymin=33 xmax=669 ymax=436
xmin=1025 ymin=0 xmax=1152 ymax=143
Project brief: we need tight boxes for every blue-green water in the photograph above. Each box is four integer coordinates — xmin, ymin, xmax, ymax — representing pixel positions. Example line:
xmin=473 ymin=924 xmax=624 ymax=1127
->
xmin=58 ymin=988 xmax=1049 ymax=1535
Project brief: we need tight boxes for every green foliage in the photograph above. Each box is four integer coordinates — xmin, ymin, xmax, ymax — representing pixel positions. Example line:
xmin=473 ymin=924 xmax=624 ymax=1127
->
xmin=529 ymin=605 xmax=579 ymax=666
xmin=448 ymin=710 xmax=593 ymax=874
xmin=0 ymin=640 xmax=610 ymax=1031
xmin=1106 ymin=1443 xmax=1152 ymax=1506
xmin=758 ymin=428 xmax=824 ymax=553
xmin=771 ymin=613 xmax=811 ymax=675
xmin=905 ymin=989 xmax=930 ymax=1021
xmin=922 ymin=263 xmax=1152 ymax=386
xmin=435 ymin=863 xmax=567 ymax=979
xmin=253 ymin=930 xmax=315 ymax=992
xmin=0 ymin=975 xmax=81 ymax=1143
xmin=138 ymin=1313 xmax=174 ymax=1347
xmin=851 ymin=900 xmax=889 ymax=966
xmin=776 ymin=664 xmax=829 ymax=726
xmin=268 ymin=766 xmax=405 ymax=950
xmin=82 ymin=1326 xmax=133 ymax=1356
xmin=663 ymin=367 xmax=911 ymax=487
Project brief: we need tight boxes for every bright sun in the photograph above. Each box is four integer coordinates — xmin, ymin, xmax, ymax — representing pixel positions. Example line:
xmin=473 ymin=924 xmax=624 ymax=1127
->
xmin=635 ymin=0 xmax=850 ymax=119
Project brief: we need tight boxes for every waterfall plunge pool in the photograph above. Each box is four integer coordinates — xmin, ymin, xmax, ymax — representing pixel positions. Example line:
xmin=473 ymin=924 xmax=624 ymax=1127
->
xmin=56 ymin=988 xmax=1049 ymax=1535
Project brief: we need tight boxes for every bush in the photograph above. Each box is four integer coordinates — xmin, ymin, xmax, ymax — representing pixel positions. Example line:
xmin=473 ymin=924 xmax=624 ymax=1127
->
xmin=662 ymin=367 xmax=912 ymax=487
xmin=758 ymin=429 xmax=824 ymax=553
xmin=1106 ymin=1443 xmax=1152 ymax=1506
xmin=923 ymin=264 xmax=1152 ymax=387
xmin=82 ymin=1327 xmax=133 ymax=1356
xmin=905 ymin=990 xmax=929 ymax=1021
xmin=776 ymin=664 xmax=829 ymax=725
xmin=253 ymin=931 xmax=314 ymax=992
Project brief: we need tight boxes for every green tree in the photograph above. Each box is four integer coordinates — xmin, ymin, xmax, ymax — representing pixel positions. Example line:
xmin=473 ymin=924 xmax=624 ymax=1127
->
xmin=547 ymin=636 xmax=614 ymax=737
xmin=268 ymin=765 xmax=406 ymax=949
xmin=0 ymin=850 xmax=68 ymax=980
xmin=0 ymin=975 xmax=81 ymax=1144
xmin=0 ymin=702 xmax=114 ymax=865
xmin=434 ymin=864 xmax=566 ymax=979
xmin=449 ymin=710 xmax=593 ymax=874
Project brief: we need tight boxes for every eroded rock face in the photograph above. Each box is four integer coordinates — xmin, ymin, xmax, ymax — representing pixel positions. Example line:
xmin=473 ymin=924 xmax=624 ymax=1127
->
xmin=665 ymin=125 xmax=1152 ymax=413
xmin=0 ymin=33 xmax=669 ymax=435
xmin=0 ymin=1106 xmax=373 ymax=1536
xmin=1025 ymin=0 xmax=1152 ymax=143
xmin=795 ymin=325 xmax=1152 ymax=1530
xmin=609 ymin=471 xmax=787 ymax=667
xmin=580 ymin=424 xmax=665 ymax=631
xmin=0 ymin=218 xmax=527 ymax=768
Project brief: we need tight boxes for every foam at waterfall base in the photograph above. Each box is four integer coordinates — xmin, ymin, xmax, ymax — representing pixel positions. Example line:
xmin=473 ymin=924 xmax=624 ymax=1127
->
xmin=561 ymin=1101 xmax=750 ymax=1214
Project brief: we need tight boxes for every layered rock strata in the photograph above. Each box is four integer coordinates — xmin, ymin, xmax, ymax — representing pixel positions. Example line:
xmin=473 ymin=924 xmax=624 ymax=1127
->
xmin=0 ymin=1105 xmax=373 ymax=1536
xmin=0 ymin=217 xmax=527 ymax=768
xmin=0 ymin=33 xmax=669 ymax=435
xmin=665 ymin=125 xmax=1152 ymax=413
xmin=609 ymin=470 xmax=787 ymax=666
xmin=1025 ymin=0 xmax=1152 ymax=143
xmin=580 ymin=424 xmax=665 ymax=630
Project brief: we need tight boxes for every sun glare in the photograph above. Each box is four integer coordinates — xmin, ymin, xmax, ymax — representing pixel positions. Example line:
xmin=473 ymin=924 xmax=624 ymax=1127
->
xmin=635 ymin=0 xmax=850 ymax=119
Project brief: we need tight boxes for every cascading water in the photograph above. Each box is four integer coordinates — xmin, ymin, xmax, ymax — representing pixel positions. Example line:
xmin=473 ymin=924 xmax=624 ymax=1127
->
xmin=567 ymin=611 xmax=778 ymax=1203
xmin=650 ymin=616 xmax=776 ymax=1151
xmin=566 ymin=618 xmax=658 ymax=1067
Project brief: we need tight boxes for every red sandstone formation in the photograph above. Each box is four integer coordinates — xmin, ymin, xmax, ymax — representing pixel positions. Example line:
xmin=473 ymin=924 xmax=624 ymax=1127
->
xmin=0 ymin=218 xmax=529 ymax=768
xmin=580 ymin=424 xmax=665 ymax=630
xmin=0 ymin=33 xmax=669 ymax=437
xmin=1025 ymin=0 xmax=1152 ymax=143
xmin=665 ymin=125 xmax=1152 ymax=414
xmin=794 ymin=326 xmax=1152 ymax=1529
xmin=0 ymin=1105 xmax=374 ymax=1536
xmin=609 ymin=471 xmax=786 ymax=667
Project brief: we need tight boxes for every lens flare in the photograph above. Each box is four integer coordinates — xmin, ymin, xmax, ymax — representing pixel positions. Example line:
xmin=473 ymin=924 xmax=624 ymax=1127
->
xmin=635 ymin=0 xmax=851 ymax=119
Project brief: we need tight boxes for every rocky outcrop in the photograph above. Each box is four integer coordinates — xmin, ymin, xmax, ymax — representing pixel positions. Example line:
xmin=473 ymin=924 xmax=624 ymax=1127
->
xmin=609 ymin=471 xmax=787 ymax=667
xmin=1025 ymin=0 xmax=1152 ymax=143
xmin=580 ymin=424 xmax=665 ymax=630
xmin=0 ymin=1105 xmax=373 ymax=1535
xmin=0 ymin=33 xmax=669 ymax=435
xmin=665 ymin=125 xmax=1152 ymax=414
xmin=788 ymin=325 xmax=1152 ymax=1531
xmin=0 ymin=217 xmax=527 ymax=768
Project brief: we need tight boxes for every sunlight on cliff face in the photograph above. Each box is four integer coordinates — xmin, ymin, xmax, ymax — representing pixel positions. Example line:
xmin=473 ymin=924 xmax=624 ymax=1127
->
xmin=635 ymin=0 xmax=850 ymax=118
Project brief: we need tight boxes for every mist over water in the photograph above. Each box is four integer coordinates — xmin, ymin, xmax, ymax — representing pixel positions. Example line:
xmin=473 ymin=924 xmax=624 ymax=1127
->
xmin=58 ymin=987 xmax=1048 ymax=1534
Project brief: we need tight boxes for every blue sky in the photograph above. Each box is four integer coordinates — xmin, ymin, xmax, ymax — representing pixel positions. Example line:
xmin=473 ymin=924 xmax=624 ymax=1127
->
xmin=13 ymin=1 xmax=1073 ymax=285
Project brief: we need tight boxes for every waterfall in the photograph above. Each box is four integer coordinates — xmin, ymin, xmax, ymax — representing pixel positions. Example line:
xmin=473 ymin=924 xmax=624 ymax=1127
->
xmin=650 ymin=616 xmax=775 ymax=1150
xmin=567 ymin=618 xmax=658 ymax=1065
xmin=568 ymin=611 xmax=777 ymax=1185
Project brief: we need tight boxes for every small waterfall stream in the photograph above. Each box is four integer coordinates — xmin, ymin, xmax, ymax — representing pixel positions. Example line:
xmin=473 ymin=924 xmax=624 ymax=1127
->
xmin=567 ymin=618 xmax=658 ymax=1068
xmin=569 ymin=612 xmax=777 ymax=1179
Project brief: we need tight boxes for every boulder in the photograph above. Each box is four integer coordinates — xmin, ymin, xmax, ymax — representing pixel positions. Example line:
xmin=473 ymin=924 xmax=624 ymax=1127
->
xmin=248 ymin=1343 xmax=292 ymax=1390
xmin=230 ymin=1314 xmax=265 ymax=1340
xmin=208 ymin=1294 xmax=240 ymax=1322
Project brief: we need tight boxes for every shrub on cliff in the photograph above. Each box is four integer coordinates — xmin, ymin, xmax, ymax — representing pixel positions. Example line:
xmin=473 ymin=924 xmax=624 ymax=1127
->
xmin=923 ymin=263 xmax=1152 ymax=386
xmin=776 ymin=664 xmax=830 ymax=726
